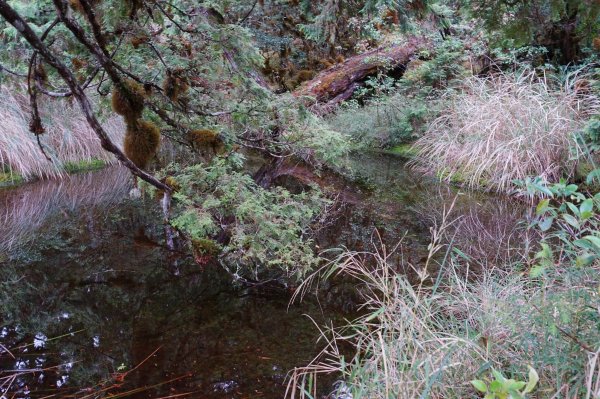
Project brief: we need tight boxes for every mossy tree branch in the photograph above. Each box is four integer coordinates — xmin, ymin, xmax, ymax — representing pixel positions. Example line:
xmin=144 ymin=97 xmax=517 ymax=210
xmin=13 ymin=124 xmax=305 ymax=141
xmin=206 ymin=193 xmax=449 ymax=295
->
xmin=0 ymin=0 xmax=171 ymax=193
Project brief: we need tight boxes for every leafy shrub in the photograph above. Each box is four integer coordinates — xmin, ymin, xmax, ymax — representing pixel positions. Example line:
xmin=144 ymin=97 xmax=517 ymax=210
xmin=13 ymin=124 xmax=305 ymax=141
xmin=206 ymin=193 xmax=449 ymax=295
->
xmin=403 ymin=37 xmax=471 ymax=88
xmin=159 ymin=156 xmax=329 ymax=280
xmin=327 ymin=90 xmax=435 ymax=148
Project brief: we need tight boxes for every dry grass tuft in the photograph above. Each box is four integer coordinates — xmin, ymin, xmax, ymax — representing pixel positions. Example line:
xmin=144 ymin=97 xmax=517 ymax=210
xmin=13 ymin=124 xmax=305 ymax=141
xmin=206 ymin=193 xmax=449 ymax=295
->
xmin=0 ymin=86 xmax=124 ymax=180
xmin=410 ymin=69 xmax=600 ymax=193
xmin=288 ymin=202 xmax=600 ymax=398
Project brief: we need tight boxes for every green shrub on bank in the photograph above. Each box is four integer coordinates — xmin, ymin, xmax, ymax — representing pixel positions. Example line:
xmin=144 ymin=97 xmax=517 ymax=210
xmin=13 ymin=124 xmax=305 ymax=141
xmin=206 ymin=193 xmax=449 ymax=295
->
xmin=150 ymin=156 xmax=329 ymax=281
xmin=327 ymin=90 xmax=435 ymax=149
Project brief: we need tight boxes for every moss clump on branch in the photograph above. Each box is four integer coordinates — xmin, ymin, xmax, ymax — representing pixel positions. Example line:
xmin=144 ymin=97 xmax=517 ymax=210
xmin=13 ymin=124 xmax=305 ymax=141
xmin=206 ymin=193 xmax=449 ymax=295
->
xmin=163 ymin=69 xmax=189 ymax=102
xmin=111 ymin=79 xmax=146 ymax=122
xmin=123 ymin=119 xmax=160 ymax=168
xmin=187 ymin=129 xmax=225 ymax=154
xmin=130 ymin=35 xmax=149 ymax=49
xmin=187 ymin=129 xmax=219 ymax=146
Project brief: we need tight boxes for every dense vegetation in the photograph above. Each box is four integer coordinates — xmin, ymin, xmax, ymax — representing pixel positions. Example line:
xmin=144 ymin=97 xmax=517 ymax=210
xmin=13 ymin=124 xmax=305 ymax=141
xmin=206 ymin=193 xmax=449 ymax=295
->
xmin=1 ymin=0 xmax=599 ymax=397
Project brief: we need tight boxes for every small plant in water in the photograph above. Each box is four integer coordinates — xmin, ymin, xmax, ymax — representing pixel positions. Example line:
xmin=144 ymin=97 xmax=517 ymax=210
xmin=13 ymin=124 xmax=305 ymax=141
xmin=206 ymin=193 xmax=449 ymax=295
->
xmin=471 ymin=366 xmax=539 ymax=399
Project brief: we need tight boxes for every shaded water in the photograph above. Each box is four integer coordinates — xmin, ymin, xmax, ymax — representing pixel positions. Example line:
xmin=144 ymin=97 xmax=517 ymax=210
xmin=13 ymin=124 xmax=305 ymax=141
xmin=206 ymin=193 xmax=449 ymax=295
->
xmin=0 ymin=154 xmax=528 ymax=398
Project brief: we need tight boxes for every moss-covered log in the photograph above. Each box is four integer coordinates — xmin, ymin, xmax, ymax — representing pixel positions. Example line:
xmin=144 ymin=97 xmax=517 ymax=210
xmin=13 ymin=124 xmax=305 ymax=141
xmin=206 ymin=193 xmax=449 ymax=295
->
xmin=294 ymin=37 xmax=428 ymax=112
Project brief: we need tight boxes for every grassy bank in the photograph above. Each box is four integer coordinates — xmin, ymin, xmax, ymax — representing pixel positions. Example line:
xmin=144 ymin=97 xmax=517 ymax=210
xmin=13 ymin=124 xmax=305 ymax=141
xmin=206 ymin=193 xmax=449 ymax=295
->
xmin=0 ymin=159 xmax=110 ymax=188
xmin=290 ymin=189 xmax=600 ymax=398
xmin=410 ymin=68 xmax=600 ymax=194
xmin=0 ymin=85 xmax=124 ymax=181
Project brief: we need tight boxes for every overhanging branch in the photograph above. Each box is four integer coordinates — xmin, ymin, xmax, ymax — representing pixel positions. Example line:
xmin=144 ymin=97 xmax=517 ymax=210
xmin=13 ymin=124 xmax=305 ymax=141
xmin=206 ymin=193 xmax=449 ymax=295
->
xmin=0 ymin=0 xmax=171 ymax=193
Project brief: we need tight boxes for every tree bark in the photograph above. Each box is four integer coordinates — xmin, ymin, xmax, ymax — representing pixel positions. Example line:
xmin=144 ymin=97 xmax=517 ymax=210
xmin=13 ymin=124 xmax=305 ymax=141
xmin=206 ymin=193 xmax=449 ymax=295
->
xmin=294 ymin=36 xmax=427 ymax=113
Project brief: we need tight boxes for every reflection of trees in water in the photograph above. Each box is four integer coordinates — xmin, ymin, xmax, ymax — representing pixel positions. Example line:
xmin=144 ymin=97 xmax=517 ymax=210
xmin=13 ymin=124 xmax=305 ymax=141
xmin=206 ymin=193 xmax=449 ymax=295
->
xmin=0 ymin=197 xmax=336 ymax=398
xmin=0 ymin=166 xmax=131 ymax=252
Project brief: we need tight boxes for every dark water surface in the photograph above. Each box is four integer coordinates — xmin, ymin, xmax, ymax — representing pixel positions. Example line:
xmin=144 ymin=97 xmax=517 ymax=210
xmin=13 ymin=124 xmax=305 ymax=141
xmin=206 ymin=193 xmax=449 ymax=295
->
xmin=0 ymin=154 xmax=527 ymax=398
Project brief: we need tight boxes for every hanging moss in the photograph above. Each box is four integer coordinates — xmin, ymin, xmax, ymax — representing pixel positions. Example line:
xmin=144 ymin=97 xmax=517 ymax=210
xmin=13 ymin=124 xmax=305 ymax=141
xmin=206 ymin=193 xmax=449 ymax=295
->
xmin=164 ymin=176 xmax=180 ymax=190
xmin=111 ymin=79 xmax=146 ymax=122
xmin=123 ymin=119 xmax=160 ymax=169
xmin=71 ymin=57 xmax=87 ymax=71
xmin=34 ymin=62 xmax=47 ymax=84
xmin=130 ymin=35 xmax=149 ymax=49
xmin=163 ymin=69 xmax=189 ymax=102
xmin=69 ymin=0 xmax=84 ymax=13
xmin=187 ymin=129 xmax=225 ymax=154
xmin=187 ymin=129 xmax=219 ymax=146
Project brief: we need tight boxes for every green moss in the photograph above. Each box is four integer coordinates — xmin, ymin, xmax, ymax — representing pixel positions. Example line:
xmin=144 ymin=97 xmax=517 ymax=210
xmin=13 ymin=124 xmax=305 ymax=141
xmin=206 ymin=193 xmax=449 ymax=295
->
xmin=63 ymin=159 xmax=107 ymax=173
xmin=387 ymin=144 xmax=417 ymax=158
xmin=0 ymin=171 xmax=24 ymax=187
xmin=191 ymin=238 xmax=222 ymax=257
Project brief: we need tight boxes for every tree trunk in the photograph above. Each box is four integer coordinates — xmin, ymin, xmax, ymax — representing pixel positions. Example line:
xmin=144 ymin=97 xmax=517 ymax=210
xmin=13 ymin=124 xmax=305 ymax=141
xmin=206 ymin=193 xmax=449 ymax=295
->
xmin=294 ymin=36 xmax=428 ymax=113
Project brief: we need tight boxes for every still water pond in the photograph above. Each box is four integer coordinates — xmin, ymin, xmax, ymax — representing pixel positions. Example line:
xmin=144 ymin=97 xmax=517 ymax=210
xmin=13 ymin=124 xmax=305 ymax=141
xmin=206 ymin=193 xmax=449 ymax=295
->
xmin=0 ymin=154 xmax=526 ymax=398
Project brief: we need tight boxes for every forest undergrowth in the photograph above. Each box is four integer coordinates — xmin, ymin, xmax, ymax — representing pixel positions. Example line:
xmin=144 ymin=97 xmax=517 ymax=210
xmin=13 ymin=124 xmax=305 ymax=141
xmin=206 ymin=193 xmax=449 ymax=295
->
xmin=290 ymin=187 xmax=600 ymax=399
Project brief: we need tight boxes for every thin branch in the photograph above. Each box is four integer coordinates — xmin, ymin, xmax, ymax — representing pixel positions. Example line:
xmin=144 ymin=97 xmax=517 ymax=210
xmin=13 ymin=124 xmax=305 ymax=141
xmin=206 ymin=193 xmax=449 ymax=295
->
xmin=0 ymin=63 xmax=27 ymax=78
xmin=238 ymin=0 xmax=258 ymax=24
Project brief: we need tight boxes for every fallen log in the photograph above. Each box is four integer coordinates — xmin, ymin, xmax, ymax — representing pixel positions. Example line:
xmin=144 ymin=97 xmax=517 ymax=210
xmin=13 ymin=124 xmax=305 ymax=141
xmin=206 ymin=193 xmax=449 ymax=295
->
xmin=294 ymin=36 xmax=428 ymax=113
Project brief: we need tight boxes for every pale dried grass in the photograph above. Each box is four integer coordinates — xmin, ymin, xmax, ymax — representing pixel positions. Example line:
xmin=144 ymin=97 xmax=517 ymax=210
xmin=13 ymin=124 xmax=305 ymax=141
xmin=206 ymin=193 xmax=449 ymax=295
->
xmin=0 ymin=86 xmax=124 ymax=180
xmin=410 ymin=69 xmax=600 ymax=194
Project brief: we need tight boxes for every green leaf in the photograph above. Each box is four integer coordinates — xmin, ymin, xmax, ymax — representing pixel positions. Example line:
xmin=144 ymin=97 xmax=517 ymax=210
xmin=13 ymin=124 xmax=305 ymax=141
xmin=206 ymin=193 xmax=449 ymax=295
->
xmin=536 ymin=198 xmax=550 ymax=215
xmin=471 ymin=380 xmax=488 ymax=393
xmin=580 ymin=198 xmax=594 ymax=214
xmin=489 ymin=380 xmax=503 ymax=393
xmin=566 ymin=202 xmax=580 ymax=217
xmin=523 ymin=366 xmax=539 ymax=394
xmin=583 ymin=235 xmax=600 ymax=249
xmin=585 ymin=168 xmax=600 ymax=185
xmin=573 ymin=239 xmax=594 ymax=250
xmin=562 ymin=214 xmax=579 ymax=229
xmin=576 ymin=253 xmax=596 ymax=267
xmin=529 ymin=265 xmax=545 ymax=278
xmin=491 ymin=369 xmax=506 ymax=384
xmin=538 ymin=217 xmax=554 ymax=232
xmin=505 ymin=380 xmax=526 ymax=390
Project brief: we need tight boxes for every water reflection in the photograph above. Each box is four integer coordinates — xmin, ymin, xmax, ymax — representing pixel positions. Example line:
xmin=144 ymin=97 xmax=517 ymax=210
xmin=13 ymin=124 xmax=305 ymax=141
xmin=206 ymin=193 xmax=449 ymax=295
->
xmin=0 ymin=154 xmax=530 ymax=398
xmin=0 ymin=166 xmax=131 ymax=253
xmin=0 ymin=168 xmax=342 ymax=398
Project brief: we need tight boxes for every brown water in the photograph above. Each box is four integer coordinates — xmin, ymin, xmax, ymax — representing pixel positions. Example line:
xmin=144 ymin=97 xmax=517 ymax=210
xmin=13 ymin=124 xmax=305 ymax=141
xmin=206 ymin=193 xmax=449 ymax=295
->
xmin=0 ymin=154 xmax=528 ymax=398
